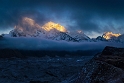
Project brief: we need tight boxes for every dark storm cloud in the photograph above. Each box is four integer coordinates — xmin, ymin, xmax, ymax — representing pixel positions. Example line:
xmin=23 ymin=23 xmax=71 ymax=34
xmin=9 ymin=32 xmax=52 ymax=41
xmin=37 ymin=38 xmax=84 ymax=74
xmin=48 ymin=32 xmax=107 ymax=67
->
xmin=0 ymin=0 xmax=124 ymax=35
xmin=67 ymin=0 xmax=124 ymax=33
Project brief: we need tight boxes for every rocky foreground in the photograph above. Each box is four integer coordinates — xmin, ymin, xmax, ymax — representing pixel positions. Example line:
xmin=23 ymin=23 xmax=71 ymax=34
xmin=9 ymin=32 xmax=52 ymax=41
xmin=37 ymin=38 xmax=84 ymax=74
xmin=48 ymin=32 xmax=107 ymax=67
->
xmin=0 ymin=46 xmax=124 ymax=83
xmin=66 ymin=46 xmax=124 ymax=83
xmin=0 ymin=55 xmax=93 ymax=83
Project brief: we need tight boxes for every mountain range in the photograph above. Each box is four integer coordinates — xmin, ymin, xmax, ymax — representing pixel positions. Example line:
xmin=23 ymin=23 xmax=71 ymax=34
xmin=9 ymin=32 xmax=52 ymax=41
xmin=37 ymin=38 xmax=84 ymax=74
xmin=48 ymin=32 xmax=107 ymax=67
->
xmin=1 ymin=17 xmax=124 ymax=42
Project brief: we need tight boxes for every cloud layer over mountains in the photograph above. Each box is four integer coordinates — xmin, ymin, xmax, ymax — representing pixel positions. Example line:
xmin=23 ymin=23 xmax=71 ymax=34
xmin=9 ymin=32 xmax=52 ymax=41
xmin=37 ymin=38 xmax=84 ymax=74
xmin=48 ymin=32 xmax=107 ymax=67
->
xmin=1 ymin=37 xmax=124 ymax=51
xmin=0 ymin=0 xmax=124 ymax=37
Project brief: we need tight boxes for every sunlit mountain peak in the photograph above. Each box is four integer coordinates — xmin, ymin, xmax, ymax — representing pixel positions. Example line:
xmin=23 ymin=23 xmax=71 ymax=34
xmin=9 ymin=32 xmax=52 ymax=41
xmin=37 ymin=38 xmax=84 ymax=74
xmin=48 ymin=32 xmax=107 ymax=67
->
xmin=42 ymin=21 xmax=67 ymax=32
xmin=103 ymin=32 xmax=121 ymax=40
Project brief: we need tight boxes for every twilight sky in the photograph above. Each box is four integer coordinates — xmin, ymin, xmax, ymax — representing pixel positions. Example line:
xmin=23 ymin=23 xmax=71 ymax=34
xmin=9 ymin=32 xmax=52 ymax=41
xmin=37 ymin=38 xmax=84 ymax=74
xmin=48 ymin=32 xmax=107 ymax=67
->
xmin=0 ymin=0 xmax=124 ymax=37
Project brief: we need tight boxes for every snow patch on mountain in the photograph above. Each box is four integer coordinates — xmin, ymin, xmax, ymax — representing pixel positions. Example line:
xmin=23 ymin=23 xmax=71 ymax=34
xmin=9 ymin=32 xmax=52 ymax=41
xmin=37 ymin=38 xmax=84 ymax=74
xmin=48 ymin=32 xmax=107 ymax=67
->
xmin=69 ymin=30 xmax=91 ymax=41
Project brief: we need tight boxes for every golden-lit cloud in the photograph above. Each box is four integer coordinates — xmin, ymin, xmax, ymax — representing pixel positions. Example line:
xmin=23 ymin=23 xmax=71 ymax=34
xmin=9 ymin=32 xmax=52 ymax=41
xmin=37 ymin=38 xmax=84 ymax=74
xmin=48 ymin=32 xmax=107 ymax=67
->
xmin=103 ymin=32 xmax=121 ymax=40
xmin=22 ymin=17 xmax=35 ymax=26
xmin=22 ymin=17 xmax=42 ymax=29
xmin=14 ymin=17 xmax=43 ymax=35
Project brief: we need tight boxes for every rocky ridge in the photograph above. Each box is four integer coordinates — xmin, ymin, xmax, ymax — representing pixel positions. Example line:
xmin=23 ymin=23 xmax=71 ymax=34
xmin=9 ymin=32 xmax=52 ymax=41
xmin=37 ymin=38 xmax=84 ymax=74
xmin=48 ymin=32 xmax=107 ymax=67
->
xmin=66 ymin=46 xmax=124 ymax=83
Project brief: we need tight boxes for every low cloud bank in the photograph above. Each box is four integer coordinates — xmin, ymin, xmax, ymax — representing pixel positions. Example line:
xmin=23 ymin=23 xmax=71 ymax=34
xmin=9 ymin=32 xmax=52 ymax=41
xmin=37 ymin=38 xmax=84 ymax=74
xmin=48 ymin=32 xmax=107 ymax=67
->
xmin=0 ymin=37 xmax=124 ymax=51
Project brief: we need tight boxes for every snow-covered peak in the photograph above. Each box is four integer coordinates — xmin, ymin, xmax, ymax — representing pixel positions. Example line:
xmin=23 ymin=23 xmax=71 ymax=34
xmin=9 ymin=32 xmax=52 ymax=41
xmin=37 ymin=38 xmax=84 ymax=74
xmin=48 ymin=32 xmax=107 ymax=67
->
xmin=69 ymin=30 xmax=90 ymax=41
xmin=42 ymin=21 xmax=67 ymax=32
xmin=93 ymin=32 xmax=122 ymax=42
xmin=102 ymin=32 xmax=121 ymax=40
xmin=95 ymin=36 xmax=106 ymax=41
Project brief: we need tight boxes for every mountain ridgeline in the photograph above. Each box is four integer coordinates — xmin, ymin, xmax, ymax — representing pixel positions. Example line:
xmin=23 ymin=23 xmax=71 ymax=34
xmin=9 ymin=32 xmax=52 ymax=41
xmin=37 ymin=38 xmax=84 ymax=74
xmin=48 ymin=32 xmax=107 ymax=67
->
xmin=2 ymin=17 xmax=124 ymax=42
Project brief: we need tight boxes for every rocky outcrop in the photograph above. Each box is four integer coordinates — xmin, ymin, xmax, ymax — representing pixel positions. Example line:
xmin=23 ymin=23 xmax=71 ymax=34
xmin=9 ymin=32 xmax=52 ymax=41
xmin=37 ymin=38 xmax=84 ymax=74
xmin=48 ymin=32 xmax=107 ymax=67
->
xmin=67 ymin=46 xmax=124 ymax=83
